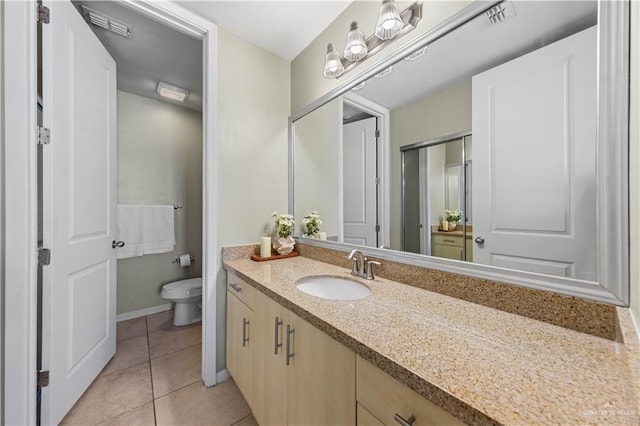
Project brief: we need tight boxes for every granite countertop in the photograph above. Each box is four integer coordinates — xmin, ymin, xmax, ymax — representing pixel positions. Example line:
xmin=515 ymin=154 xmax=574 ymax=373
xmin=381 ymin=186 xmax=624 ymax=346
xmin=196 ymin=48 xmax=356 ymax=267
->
xmin=431 ymin=225 xmax=473 ymax=239
xmin=223 ymin=255 xmax=639 ymax=425
xmin=431 ymin=229 xmax=473 ymax=239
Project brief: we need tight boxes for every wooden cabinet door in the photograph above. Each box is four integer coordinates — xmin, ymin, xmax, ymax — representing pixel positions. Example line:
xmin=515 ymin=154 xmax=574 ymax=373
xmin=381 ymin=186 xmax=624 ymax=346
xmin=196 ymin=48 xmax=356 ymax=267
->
xmin=286 ymin=311 xmax=356 ymax=426
xmin=226 ymin=291 xmax=253 ymax=404
xmin=433 ymin=244 xmax=464 ymax=261
xmin=357 ymin=356 xmax=464 ymax=426
xmin=251 ymin=290 xmax=287 ymax=426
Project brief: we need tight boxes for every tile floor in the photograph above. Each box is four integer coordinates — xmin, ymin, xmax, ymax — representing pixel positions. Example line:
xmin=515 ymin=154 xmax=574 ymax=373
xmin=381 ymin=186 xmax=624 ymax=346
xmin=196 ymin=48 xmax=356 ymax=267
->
xmin=61 ymin=310 xmax=257 ymax=426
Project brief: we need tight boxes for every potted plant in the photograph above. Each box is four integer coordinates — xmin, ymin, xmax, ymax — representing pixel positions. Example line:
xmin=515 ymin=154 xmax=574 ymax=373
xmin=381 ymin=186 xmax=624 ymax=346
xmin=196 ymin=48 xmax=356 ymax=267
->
xmin=271 ymin=211 xmax=296 ymax=254
xmin=302 ymin=211 xmax=322 ymax=238
xmin=445 ymin=209 xmax=462 ymax=231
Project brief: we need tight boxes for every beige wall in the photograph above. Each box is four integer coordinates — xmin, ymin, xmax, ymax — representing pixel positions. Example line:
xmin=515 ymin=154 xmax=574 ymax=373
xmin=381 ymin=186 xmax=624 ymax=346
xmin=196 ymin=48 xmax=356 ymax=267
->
xmin=291 ymin=1 xmax=470 ymax=112
xmin=216 ymin=28 xmax=290 ymax=371
xmin=630 ymin=2 xmax=639 ymax=326
xmin=390 ymin=79 xmax=471 ymax=249
xmin=116 ymin=91 xmax=202 ymax=315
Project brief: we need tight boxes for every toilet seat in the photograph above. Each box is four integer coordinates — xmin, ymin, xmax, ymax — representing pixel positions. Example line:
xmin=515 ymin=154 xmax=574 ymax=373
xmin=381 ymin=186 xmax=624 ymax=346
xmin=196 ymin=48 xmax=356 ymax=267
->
xmin=161 ymin=277 xmax=202 ymax=299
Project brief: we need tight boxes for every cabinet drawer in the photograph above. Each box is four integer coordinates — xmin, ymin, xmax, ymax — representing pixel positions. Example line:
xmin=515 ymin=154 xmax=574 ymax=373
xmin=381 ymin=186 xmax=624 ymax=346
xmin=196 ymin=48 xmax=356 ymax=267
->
xmin=432 ymin=234 xmax=463 ymax=247
xmin=357 ymin=403 xmax=384 ymax=426
xmin=356 ymin=356 xmax=464 ymax=426
xmin=227 ymin=272 xmax=254 ymax=309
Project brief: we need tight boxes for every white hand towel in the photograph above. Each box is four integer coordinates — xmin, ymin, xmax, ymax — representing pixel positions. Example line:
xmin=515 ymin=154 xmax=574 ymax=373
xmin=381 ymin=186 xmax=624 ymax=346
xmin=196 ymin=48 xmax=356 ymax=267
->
xmin=116 ymin=205 xmax=145 ymax=259
xmin=143 ymin=205 xmax=175 ymax=254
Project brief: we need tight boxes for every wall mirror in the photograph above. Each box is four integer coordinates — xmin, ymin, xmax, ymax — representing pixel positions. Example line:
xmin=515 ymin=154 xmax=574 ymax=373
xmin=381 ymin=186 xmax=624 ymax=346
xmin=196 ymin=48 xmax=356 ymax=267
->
xmin=289 ymin=0 xmax=629 ymax=305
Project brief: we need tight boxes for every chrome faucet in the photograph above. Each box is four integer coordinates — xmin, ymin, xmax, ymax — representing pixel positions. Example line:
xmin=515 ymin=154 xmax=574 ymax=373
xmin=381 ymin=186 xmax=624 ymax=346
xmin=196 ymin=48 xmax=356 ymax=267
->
xmin=347 ymin=249 xmax=381 ymax=280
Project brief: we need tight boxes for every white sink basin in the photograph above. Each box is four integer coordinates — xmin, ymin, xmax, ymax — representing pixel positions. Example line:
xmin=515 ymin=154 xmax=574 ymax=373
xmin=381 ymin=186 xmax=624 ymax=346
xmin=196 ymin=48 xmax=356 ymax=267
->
xmin=295 ymin=276 xmax=371 ymax=300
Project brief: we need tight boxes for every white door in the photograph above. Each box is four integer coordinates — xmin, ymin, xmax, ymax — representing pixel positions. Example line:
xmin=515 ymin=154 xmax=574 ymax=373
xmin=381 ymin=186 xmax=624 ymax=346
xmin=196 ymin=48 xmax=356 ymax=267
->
xmin=343 ymin=118 xmax=378 ymax=246
xmin=41 ymin=1 xmax=117 ymax=424
xmin=472 ymin=26 xmax=596 ymax=281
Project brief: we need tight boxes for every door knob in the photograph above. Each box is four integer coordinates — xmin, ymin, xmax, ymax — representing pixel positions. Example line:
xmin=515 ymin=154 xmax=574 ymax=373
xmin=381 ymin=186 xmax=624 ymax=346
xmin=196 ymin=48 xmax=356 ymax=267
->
xmin=474 ymin=237 xmax=485 ymax=245
xmin=112 ymin=240 xmax=125 ymax=249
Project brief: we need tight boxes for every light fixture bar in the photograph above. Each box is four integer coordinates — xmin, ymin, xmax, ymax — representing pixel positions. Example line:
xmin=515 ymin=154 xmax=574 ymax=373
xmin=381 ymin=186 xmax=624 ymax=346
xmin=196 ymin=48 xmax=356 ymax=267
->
xmin=338 ymin=2 xmax=422 ymax=77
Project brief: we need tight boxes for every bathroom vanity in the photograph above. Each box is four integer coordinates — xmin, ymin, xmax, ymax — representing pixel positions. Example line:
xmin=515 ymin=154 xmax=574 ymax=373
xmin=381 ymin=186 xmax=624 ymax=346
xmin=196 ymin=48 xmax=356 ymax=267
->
xmin=223 ymin=246 xmax=639 ymax=425
xmin=430 ymin=226 xmax=473 ymax=262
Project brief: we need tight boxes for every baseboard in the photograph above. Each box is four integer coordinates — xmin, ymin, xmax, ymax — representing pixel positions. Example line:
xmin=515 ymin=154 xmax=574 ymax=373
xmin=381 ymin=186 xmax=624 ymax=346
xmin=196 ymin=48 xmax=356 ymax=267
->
xmin=216 ymin=369 xmax=230 ymax=383
xmin=116 ymin=303 xmax=173 ymax=322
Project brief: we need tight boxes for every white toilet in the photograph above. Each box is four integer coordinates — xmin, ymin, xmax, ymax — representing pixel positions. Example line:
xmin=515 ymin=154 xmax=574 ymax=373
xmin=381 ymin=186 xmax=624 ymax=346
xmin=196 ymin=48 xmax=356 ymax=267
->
xmin=160 ymin=277 xmax=202 ymax=326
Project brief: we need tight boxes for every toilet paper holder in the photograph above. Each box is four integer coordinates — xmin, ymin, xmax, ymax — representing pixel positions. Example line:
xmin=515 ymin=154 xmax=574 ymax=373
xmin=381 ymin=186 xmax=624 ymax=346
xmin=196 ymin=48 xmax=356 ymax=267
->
xmin=172 ymin=255 xmax=198 ymax=264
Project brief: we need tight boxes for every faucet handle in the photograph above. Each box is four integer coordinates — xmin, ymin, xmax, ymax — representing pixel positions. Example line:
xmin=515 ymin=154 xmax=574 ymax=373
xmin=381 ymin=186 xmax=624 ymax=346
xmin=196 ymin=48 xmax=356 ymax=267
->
xmin=346 ymin=250 xmax=360 ymax=276
xmin=366 ymin=260 xmax=381 ymax=280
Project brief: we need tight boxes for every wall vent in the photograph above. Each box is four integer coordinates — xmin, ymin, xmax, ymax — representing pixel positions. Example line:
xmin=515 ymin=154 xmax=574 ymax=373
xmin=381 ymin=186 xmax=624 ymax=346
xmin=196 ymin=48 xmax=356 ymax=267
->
xmin=81 ymin=6 xmax=132 ymax=38
xmin=486 ymin=2 xmax=517 ymax=26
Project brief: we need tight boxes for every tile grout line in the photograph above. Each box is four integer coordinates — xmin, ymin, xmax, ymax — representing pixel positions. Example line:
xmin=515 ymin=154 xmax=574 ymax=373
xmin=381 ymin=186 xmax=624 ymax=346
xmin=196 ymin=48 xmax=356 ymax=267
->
xmin=149 ymin=340 xmax=202 ymax=362
xmin=146 ymin=316 xmax=158 ymax=426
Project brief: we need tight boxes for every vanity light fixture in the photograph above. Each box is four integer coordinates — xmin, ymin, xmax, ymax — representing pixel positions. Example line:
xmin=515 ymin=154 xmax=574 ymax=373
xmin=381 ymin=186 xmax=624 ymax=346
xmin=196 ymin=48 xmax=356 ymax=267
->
xmin=404 ymin=46 xmax=427 ymax=61
xmin=156 ymin=81 xmax=190 ymax=102
xmin=351 ymin=81 xmax=367 ymax=91
xmin=375 ymin=0 xmax=403 ymax=40
xmin=323 ymin=1 xmax=422 ymax=79
xmin=375 ymin=66 xmax=393 ymax=78
xmin=344 ymin=22 xmax=368 ymax=62
xmin=323 ymin=43 xmax=345 ymax=78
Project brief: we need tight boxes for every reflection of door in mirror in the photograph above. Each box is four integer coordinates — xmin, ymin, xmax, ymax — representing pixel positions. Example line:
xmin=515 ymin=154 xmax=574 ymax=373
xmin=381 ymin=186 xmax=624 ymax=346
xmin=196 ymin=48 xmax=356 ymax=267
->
xmin=343 ymin=117 xmax=378 ymax=246
xmin=403 ymin=136 xmax=473 ymax=260
xmin=473 ymin=26 xmax=597 ymax=281
xmin=445 ymin=161 xmax=472 ymax=223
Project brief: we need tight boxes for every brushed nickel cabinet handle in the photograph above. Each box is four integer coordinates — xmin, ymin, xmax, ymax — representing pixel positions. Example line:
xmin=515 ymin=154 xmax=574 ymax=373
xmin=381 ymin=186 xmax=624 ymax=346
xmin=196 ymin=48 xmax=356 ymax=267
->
xmin=285 ymin=324 xmax=295 ymax=366
xmin=242 ymin=318 xmax=249 ymax=347
xmin=274 ymin=316 xmax=283 ymax=354
xmin=394 ymin=414 xmax=416 ymax=426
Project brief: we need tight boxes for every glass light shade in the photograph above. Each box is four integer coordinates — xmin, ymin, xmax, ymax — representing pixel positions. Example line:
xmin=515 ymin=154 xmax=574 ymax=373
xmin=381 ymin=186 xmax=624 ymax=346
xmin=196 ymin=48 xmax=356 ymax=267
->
xmin=323 ymin=43 xmax=344 ymax=78
xmin=344 ymin=21 xmax=368 ymax=62
xmin=375 ymin=0 xmax=403 ymax=40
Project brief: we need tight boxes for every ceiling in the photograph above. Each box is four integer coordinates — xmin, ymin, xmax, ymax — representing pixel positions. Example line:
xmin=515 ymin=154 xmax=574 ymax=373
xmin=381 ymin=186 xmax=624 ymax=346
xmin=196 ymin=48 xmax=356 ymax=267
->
xmin=353 ymin=1 xmax=597 ymax=111
xmin=179 ymin=1 xmax=352 ymax=61
xmin=73 ymin=1 xmax=352 ymax=112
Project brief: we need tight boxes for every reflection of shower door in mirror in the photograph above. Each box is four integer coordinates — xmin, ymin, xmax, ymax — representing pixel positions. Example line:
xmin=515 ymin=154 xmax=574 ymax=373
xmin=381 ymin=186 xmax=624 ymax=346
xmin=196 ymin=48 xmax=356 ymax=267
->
xmin=473 ymin=26 xmax=596 ymax=281
xmin=343 ymin=117 xmax=378 ymax=246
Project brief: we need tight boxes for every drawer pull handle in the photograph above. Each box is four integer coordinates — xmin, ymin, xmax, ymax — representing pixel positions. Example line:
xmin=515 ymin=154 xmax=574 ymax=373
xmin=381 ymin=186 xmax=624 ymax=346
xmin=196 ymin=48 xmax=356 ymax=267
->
xmin=274 ymin=316 xmax=283 ymax=354
xmin=285 ymin=324 xmax=295 ymax=366
xmin=242 ymin=318 xmax=250 ymax=347
xmin=443 ymin=239 xmax=456 ymax=243
xmin=394 ymin=414 xmax=416 ymax=426
xmin=229 ymin=283 xmax=242 ymax=293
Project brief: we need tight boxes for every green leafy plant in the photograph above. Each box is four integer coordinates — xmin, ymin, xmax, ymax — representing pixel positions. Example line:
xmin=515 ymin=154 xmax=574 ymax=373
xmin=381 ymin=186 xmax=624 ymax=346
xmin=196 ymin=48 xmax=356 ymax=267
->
xmin=445 ymin=209 xmax=462 ymax=223
xmin=302 ymin=211 xmax=322 ymax=237
xmin=272 ymin=211 xmax=295 ymax=238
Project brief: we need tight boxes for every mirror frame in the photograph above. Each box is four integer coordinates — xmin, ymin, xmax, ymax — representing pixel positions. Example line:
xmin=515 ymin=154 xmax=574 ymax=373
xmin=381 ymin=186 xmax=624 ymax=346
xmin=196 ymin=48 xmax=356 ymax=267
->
xmin=288 ymin=0 xmax=629 ymax=306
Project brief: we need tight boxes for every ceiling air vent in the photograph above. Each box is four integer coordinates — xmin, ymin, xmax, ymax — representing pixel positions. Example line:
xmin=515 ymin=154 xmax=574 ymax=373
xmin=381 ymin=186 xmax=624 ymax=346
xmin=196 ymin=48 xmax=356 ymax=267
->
xmin=81 ymin=6 xmax=132 ymax=38
xmin=486 ymin=2 xmax=517 ymax=25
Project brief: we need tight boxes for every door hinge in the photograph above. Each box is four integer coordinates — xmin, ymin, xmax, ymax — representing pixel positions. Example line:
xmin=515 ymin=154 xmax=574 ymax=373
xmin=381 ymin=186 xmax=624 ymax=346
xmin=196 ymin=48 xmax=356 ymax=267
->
xmin=37 ymin=370 xmax=50 ymax=388
xmin=375 ymin=224 xmax=381 ymax=232
xmin=37 ymin=126 xmax=51 ymax=145
xmin=37 ymin=5 xmax=50 ymax=24
xmin=375 ymin=130 xmax=380 ymax=138
xmin=38 ymin=248 xmax=51 ymax=266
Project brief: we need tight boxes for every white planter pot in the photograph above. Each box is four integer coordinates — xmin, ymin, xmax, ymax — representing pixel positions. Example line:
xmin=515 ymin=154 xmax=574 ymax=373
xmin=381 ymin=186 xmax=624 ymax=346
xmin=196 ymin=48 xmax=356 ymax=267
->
xmin=273 ymin=235 xmax=295 ymax=255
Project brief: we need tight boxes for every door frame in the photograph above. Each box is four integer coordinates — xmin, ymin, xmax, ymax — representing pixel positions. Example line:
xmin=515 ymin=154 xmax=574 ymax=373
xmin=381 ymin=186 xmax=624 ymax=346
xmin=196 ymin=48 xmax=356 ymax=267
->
xmin=2 ymin=1 xmax=218 ymax=423
xmin=343 ymin=93 xmax=390 ymax=248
